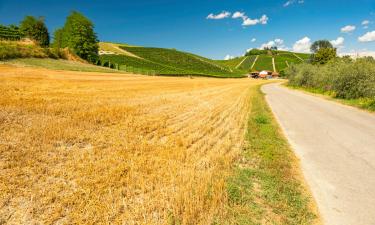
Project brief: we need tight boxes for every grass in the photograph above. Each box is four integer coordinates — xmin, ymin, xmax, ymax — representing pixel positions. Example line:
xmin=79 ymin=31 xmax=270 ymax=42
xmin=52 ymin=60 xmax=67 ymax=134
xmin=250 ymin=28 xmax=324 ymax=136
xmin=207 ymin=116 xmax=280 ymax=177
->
xmin=0 ymin=40 xmax=49 ymax=60
xmin=0 ymin=64 xmax=263 ymax=224
xmin=287 ymin=85 xmax=375 ymax=112
xmin=2 ymin=58 xmax=123 ymax=73
xmin=115 ymin=46 xmax=242 ymax=77
xmin=215 ymin=56 xmax=246 ymax=69
xmin=237 ymin=55 xmax=257 ymax=71
xmin=221 ymin=86 xmax=319 ymax=224
xmin=253 ymin=55 xmax=274 ymax=71
xmin=274 ymin=53 xmax=302 ymax=72
xmin=294 ymin=53 xmax=311 ymax=61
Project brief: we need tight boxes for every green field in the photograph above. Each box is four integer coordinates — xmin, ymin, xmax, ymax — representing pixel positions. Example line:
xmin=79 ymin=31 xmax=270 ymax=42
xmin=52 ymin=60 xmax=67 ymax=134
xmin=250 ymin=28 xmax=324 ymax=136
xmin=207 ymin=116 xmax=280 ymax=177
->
xmin=99 ymin=45 xmax=244 ymax=77
xmin=237 ymin=55 xmax=257 ymax=71
xmin=252 ymin=55 xmax=273 ymax=71
xmin=274 ymin=53 xmax=302 ymax=72
xmin=215 ymin=57 xmax=245 ymax=68
xmin=97 ymin=43 xmax=311 ymax=76
xmin=3 ymin=58 xmax=124 ymax=73
xmin=222 ymin=52 xmax=310 ymax=73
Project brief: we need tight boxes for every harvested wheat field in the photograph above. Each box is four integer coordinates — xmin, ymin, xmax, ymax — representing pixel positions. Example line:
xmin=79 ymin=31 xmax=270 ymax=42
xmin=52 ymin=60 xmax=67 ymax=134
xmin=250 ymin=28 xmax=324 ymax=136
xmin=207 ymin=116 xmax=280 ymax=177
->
xmin=0 ymin=65 xmax=265 ymax=224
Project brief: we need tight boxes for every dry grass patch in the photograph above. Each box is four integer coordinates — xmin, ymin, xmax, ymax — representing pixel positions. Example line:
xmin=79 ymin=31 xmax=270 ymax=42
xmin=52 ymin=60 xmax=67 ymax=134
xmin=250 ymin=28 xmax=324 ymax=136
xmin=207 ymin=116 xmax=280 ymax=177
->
xmin=0 ymin=65 xmax=263 ymax=224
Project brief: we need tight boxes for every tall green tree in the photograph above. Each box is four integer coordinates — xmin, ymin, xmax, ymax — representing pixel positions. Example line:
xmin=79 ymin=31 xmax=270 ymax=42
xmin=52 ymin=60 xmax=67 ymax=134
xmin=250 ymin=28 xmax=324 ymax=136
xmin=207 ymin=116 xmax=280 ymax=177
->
xmin=310 ymin=40 xmax=333 ymax=53
xmin=312 ymin=47 xmax=337 ymax=64
xmin=19 ymin=16 xmax=50 ymax=47
xmin=59 ymin=11 xmax=99 ymax=62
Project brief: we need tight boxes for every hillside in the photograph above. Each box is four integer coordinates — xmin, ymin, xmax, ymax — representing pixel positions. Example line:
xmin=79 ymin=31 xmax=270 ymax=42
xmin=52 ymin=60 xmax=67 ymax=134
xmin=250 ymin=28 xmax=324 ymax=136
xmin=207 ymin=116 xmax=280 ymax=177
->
xmin=214 ymin=51 xmax=310 ymax=73
xmin=99 ymin=42 xmax=244 ymax=77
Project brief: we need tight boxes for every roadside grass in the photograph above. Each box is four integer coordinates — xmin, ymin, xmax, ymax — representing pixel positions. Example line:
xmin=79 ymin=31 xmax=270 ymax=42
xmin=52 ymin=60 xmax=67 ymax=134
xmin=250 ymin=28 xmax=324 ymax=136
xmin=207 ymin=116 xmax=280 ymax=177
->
xmin=287 ymin=85 xmax=375 ymax=112
xmin=2 ymin=58 xmax=124 ymax=73
xmin=222 ymin=86 xmax=319 ymax=224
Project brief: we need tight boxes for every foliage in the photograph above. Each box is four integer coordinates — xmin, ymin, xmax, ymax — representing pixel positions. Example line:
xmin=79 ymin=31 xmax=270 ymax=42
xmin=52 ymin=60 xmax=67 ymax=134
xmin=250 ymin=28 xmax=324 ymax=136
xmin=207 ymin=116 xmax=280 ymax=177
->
xmin=57 ymin=11 xmax=99 ymax=63
xmin=20 ymin=16 xmax=50 ymax=47
xmin=0 ymin=41 xmax=49 ymax=59
xmin=312 ymin=47 xmax=337 ymax=64
xmin=286 ymin=58 xmax=375 ymax=101
xmin=310 ymin=40 xmax=333 ymax=53
xmin=245 ymin=48 xmax=267 ymax=56
xmin=0 ymin=25 xmax=23 ymax=41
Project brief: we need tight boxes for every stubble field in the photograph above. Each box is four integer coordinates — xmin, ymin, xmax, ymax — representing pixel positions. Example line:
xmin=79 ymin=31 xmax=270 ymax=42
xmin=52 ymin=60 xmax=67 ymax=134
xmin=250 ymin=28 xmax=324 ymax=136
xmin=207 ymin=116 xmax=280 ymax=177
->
xmin=0 ymin=65 xmax=264 ymax=224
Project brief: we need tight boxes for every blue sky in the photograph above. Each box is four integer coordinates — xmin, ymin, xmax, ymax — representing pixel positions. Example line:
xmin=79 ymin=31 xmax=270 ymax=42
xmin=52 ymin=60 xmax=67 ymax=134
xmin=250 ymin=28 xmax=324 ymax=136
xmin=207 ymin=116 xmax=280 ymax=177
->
xmin=0 ymin=0 xmax=374 ymax=59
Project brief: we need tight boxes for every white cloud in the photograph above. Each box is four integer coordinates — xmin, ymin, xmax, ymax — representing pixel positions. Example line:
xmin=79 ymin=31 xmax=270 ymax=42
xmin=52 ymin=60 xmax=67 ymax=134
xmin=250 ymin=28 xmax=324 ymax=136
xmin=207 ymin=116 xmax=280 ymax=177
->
xmin=231 ymin=11 xmax=269 ymax=26
xmin=283 ymin=0 xmax=304 ymax=7
xmin=362 ymin=20 xmax=370 ymax=26
xmin=259 ymin=38 xmax=289 ymax=50
xmin=243 ymin=18 xmax=259 ymax=26
xmin=341 ymin=25 xmax=356 ymax=33
xmin=232 ymin=12 xmax=246 ymax=20
xmin=330 ymin=37 xmax=345 ymax=48
xmin=242 ymin=14 xmax=268 ymax=26
xmin=251 ymin=38 xmax=256 ymax=42
xmin=362 ymin=20 xmax=370 ymax=29
xmin=358 ymin=31 xmax=375 ymax=42
xmin=224 ymin=54 xmax=235 ymax=60
xmin=293 ymin=37 xmax=311 ymax=53
xmin=259 ymin=15 xmax=269 ymax=25
xmin=207 ymin=11 xmax=231 ymax=20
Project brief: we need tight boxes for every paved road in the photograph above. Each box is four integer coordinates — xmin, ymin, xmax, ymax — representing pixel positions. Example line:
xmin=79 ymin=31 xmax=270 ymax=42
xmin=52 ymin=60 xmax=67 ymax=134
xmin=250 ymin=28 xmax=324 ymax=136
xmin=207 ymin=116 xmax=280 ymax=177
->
xmin=262 ymin=83 xmax=375 ymax=225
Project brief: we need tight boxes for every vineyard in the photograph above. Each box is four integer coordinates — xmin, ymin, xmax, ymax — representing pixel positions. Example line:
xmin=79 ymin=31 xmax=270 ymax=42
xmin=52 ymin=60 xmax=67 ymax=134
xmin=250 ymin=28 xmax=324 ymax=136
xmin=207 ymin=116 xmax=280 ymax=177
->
xmin=236 ymin=55 xmax=257 ymax=70
xmin=214 ymin=51 xmax=310 ymax=73
xmin=252 ymin=55 xmax=274 ymax=71
xmin=0 ymin=25 xmax=23 ymax=41
xmin=98 ymin=44 xmax=244 ymax=77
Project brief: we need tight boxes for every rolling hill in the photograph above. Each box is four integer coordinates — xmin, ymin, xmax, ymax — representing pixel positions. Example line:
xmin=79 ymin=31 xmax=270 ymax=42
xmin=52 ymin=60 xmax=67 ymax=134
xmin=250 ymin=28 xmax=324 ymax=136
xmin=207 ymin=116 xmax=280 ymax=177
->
xmin=214 ymin=51 xmax=310 ymax=73
xmin=99 ymin=43 xmax=243 ymax=77
xmin=98 ymin=42 xmax=311 ymax=77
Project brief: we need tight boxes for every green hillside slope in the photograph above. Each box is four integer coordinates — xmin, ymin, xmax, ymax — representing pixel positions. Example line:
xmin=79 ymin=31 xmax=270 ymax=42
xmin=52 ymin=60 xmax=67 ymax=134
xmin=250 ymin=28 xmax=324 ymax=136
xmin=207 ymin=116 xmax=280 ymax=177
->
xmin=253 ymin=55 xmax=273 ymax=71
xmin=99 ymin=44 xmax=243 ymax=77
xmin=215 ymin=57 xmax=245 ymax=68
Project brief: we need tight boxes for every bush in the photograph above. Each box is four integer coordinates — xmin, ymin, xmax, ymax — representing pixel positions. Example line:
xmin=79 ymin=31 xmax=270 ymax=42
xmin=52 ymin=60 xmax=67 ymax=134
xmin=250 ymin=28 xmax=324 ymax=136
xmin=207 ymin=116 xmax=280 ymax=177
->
xmin=20 ymin=16 xmax=50 ymax=47
xmin=286 ymin=58 xmax=375 ymax=100
xmin=0 ymin=41 xmax=48 ymax=60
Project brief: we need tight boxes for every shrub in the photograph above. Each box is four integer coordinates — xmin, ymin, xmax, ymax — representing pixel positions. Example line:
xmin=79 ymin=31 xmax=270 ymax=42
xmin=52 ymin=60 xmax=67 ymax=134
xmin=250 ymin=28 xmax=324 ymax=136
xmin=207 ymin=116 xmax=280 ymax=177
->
xmin=0 ymin=41 xmax=48 ymax=60
xmin=20 ymin=16 xmax=50 ymax=47
xmin=286 ymin=58 xmax=375 ymax=100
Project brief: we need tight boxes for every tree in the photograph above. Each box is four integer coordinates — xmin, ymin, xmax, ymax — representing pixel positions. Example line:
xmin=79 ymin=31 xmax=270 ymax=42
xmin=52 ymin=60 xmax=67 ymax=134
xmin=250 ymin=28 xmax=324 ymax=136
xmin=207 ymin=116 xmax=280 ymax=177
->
xmin=310 ymin=40 xmax=333 ymax=53
xmin=53 ymin=28 xmax=64 ymax=49
xmin=312 ymin=47 xmax=337 ymax=64
xmin=20 ymin=16 xmax=50 ymax=47
xmin=59 ymin=11 xmax=99 ymax=62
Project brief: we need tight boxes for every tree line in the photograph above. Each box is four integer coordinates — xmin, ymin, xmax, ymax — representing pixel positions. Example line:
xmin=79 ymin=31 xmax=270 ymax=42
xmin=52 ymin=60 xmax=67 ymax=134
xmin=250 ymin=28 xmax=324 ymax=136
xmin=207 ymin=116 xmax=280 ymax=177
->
xmin=1 ymin=11 xmax=98 ymax=63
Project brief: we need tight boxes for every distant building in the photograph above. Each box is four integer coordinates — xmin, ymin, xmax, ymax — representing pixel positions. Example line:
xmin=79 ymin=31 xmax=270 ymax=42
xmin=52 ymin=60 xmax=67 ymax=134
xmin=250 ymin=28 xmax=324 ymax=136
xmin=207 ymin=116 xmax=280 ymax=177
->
xmin=250 ymin=70 xmax=279 ymax=79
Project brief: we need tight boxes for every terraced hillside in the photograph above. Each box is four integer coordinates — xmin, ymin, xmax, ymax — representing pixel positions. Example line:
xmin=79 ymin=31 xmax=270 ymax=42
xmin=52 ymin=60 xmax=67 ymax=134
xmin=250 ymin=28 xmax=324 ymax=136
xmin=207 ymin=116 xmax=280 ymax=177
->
xmin=99 ymin=43 xmax=243 ymax=77
xmin=215 ymin=51 xmax=310 ymax=73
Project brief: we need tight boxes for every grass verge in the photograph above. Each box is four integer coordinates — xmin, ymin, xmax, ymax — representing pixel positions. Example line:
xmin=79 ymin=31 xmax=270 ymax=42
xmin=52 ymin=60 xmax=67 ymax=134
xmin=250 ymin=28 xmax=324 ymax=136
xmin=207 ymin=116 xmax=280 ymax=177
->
xmin=222 ymin=86 xmax=319 ymax=224
xmin=287 ymin=85 xmax=375 ymax=112
xmin=1 ymin=58 xmax=125 ymax=73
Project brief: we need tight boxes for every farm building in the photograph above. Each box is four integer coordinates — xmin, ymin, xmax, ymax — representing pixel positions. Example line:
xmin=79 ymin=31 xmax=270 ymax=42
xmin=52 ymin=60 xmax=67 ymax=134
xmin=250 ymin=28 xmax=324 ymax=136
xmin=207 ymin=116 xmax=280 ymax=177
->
xmin=250 ymin=70 xmax=279 ymax=79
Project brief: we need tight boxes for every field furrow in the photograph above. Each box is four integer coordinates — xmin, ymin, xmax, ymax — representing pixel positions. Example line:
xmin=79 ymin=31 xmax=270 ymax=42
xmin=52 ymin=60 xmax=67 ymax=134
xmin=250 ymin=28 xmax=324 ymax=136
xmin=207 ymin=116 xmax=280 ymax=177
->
xmin=0 ymin=65 xmax=264 ymax=224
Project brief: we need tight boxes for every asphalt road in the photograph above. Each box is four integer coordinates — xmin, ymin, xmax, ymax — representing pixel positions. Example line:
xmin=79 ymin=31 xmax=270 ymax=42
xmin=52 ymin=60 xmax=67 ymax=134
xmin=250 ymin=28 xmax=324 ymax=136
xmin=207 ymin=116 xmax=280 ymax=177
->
xmin=262 ymin=83 xmax=375 ymax=225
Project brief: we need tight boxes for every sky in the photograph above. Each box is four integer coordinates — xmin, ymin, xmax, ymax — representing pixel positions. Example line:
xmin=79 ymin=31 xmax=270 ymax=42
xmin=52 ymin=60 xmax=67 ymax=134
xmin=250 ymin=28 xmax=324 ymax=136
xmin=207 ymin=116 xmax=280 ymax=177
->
xmin=0 ymin=0 xmax=374 ymax=59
